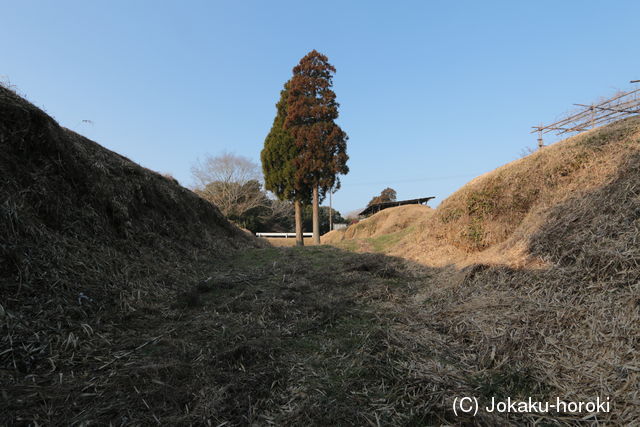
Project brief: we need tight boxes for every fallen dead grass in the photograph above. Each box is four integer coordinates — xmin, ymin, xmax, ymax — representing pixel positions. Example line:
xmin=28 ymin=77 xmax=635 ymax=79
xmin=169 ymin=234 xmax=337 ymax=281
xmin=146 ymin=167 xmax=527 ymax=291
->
xmin=264 ymin=237 xmax=317 ymax=247
xmin=4 ymin=83 xmax=640 ymax=425
xmin=0 ymin=85 xmax=258 ymax=424
xmin=317 ymin=116 xmax=640 ymax=424
xmin=392 ymin=116 xmax=640 ymax=268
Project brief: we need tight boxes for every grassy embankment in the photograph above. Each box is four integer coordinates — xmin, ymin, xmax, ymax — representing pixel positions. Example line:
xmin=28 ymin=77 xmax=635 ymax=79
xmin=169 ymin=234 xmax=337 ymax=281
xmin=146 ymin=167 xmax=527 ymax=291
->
xmin=322 ymin=116 xmax=640 ymax=425
xmin=4 ymin=82 xmax=640 ymax=424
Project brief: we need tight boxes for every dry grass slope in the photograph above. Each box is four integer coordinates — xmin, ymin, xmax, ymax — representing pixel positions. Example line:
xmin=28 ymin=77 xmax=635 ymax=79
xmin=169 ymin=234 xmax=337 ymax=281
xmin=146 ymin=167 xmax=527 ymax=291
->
xmin=406 ymin=151 xmax=640 ymax=424
xmin=324 ymin=204 xmax=433 ymax=243
xmin=323 ymin=116 xmax=640 ymax=424
xmin=0 ymin=86 xmax=259 ymax=424
xmin=389 ymin=117 xmax=640 ymax=267
xmin=323 ymin=204 xmax=433 ymax=253
xmin=4 ymin=83 xmax=640 ymax=424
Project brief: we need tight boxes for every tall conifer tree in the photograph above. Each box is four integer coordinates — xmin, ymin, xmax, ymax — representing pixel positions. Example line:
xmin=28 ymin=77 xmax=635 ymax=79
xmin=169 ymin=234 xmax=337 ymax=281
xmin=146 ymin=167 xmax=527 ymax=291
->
xmin=261 ymin=81 xmax=309 ymax=245
xmin=285 ymin=50 xmax=349 ymax=244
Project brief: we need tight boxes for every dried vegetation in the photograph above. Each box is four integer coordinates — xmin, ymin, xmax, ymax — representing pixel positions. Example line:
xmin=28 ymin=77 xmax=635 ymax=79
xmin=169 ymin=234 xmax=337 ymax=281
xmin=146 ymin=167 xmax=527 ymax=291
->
xmin=323 ymin=204 xmax=433 ymax=254
xmin=3 ymin=83 xmax=640 ymax=425
xmin=394 ymin=116 xmax=640 ymax=266
xmin=0 ymin=85 xmax=258 ymax=424
xmin=324 ymin=116 xmax=640 ymax=424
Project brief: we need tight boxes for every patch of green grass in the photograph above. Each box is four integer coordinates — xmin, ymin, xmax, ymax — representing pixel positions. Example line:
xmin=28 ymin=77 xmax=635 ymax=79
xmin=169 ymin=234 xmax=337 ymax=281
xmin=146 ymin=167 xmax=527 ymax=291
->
xmin=466 ymin=218 xmax=484 ymax=249
xmin=439 ymin=207 xmax=463 ymax=224
xmin=466 ymin=187 xmax=500 ymax=218
xmin=335 ymin=239 xmax=359 ymax=252
xmin=368 ymin=226 xmax=415 ymax=253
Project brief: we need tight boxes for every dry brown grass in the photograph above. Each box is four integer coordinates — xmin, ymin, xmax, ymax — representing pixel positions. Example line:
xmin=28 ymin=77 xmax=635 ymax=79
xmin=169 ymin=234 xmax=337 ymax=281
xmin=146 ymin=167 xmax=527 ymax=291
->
xmin=323 ymin=204 xmax=433 ymax=244
xmin=323 ymin=205 xmax=434 ymax=255
xmin=4 ymin=82 xmax=640 ymax=424
xmin=0 ymin=85 xmax=260 ymax=424
xmin=317 ymin=116 xmax=640 ymax=424
xmin=385 ymin=116 xmax=640 ymax=268
xmin=264 ymin=237 xmax=317 ymax=247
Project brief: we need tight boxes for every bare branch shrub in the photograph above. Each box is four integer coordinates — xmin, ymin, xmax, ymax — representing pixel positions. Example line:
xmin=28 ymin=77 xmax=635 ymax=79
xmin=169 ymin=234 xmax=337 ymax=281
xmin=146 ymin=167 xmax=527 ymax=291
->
xmin=191 ymin=153 xmax=270 ymax=226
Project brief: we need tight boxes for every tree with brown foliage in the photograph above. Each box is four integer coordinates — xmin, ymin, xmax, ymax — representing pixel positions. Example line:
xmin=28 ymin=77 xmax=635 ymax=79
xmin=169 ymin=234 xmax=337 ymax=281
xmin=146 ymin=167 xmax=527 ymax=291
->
xmin=261 ymin=81 xmax=311 ymax=245
xmin=367 ymin=187 xmax=397 ymax=207
xmin=285 ymin=50 xmax=349 ymax=244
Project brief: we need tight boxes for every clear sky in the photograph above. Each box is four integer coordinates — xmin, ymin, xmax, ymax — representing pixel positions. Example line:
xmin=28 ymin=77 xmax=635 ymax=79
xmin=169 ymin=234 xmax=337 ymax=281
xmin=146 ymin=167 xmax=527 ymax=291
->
xmin=3 ymin=1 xmax=639 ymax=215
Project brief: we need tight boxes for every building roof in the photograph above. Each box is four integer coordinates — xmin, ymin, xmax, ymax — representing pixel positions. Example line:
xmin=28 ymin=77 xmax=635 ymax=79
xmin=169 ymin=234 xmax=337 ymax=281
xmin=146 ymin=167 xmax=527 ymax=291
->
xmin=358 ymin=196 xmax=435 ymax=217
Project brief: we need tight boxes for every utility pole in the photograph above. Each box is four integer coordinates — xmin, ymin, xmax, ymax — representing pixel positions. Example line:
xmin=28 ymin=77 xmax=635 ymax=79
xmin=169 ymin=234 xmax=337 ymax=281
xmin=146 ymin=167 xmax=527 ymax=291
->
xmin=329 ymin=189 xmax=333 ymax=231
xmin=537 ymin=128 xmax=544 ymax=149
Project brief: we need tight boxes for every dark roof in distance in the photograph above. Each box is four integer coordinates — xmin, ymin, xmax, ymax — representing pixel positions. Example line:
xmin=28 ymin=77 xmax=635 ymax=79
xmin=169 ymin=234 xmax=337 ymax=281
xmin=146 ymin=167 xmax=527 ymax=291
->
xmin=359 ymin=197 xmax=435 ymax=217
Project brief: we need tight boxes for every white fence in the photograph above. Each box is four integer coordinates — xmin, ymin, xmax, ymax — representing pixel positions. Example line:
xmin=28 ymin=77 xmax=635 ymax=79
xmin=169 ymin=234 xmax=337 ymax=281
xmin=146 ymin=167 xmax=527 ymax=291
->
xmin=256 ymin=232 xmax=313 ymax=238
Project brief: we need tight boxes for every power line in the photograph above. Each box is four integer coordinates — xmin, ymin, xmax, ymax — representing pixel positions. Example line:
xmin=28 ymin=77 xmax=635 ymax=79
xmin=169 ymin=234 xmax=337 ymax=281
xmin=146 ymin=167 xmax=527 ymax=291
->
xmin=347 ymin=172 xmax=482 ymax=187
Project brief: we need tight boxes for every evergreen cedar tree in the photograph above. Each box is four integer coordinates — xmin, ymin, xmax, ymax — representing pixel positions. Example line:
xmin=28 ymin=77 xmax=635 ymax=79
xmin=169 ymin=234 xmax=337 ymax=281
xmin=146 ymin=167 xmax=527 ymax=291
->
xmin=262 ymin=50 xmax=348 ymax=245
xmin=261 ymin=82 xmax=310 ymax=204
xmin=367 ymin=187 xmax=397 ymax=207
xmin=285 ymin=50 xmax=349 ymax=200
xmin=261 ymin=80 xmax=312 ymax=245
xmin=286 ymin=50 xmax=349 ymax=244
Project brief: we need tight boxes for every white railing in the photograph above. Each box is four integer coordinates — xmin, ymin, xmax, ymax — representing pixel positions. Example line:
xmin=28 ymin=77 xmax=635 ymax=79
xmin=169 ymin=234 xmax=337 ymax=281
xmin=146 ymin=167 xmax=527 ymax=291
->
xmin=255 ymin=232 xmax=313 ymax=238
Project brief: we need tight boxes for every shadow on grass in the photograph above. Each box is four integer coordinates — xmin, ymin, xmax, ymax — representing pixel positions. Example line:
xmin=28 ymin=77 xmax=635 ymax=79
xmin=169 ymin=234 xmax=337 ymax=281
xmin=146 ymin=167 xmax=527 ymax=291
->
xmin=164 ymin=245 xmax=566 ymax=426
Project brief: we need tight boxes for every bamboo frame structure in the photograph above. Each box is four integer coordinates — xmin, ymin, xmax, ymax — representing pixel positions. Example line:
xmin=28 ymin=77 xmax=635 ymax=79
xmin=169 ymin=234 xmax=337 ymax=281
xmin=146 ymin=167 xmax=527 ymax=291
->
xmin=532 ymin=86 xmax=640 ymax=148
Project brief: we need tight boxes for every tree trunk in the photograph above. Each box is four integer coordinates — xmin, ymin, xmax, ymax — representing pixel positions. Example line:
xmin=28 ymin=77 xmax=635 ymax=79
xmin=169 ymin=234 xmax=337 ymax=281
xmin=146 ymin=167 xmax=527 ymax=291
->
xmin=294 ymin=199 xmax=304 ymax=246
xmin=312 ymin=186 xmax=320 ymax=245
xmin=329 ymin=190 xmax=333 ymax=232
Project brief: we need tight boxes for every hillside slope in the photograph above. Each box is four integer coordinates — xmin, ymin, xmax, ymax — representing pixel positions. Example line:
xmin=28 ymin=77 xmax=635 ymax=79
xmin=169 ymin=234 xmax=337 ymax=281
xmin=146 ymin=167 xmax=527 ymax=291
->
xmin=320 ymin=117 xmax=640 ymax=423
xmin=405 ymin=141 xmax=640 ymax=424
xmin=328 ymin=118 xmax=640 ymax=268
xmin=4 ymin=84 xmax=640 ymax=424
xmin=0 ymin=86 xmax=258 ymax=423
xmin=322 ymin=204 xmax=433 ymax=252
xmin=387 ymin=117 xmax=640 ymax=266
xmin=324 ymin=204 xmax=433 ymax=242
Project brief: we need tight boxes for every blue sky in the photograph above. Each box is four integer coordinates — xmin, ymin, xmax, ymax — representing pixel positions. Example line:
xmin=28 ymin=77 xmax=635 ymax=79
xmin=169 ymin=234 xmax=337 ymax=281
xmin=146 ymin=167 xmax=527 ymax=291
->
xmin=2 ymin=1 xmax=639 ymax=215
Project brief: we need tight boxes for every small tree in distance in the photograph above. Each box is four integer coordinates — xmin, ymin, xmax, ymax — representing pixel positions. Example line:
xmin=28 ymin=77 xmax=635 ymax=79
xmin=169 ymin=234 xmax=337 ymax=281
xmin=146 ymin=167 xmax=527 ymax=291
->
xmin=302 ymin=206 xmax=345 ymax=235
xmin=367 ymin=187 xmax=397 ymax=207
xmin=191 ymin=152 xmax=269 ymax=228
